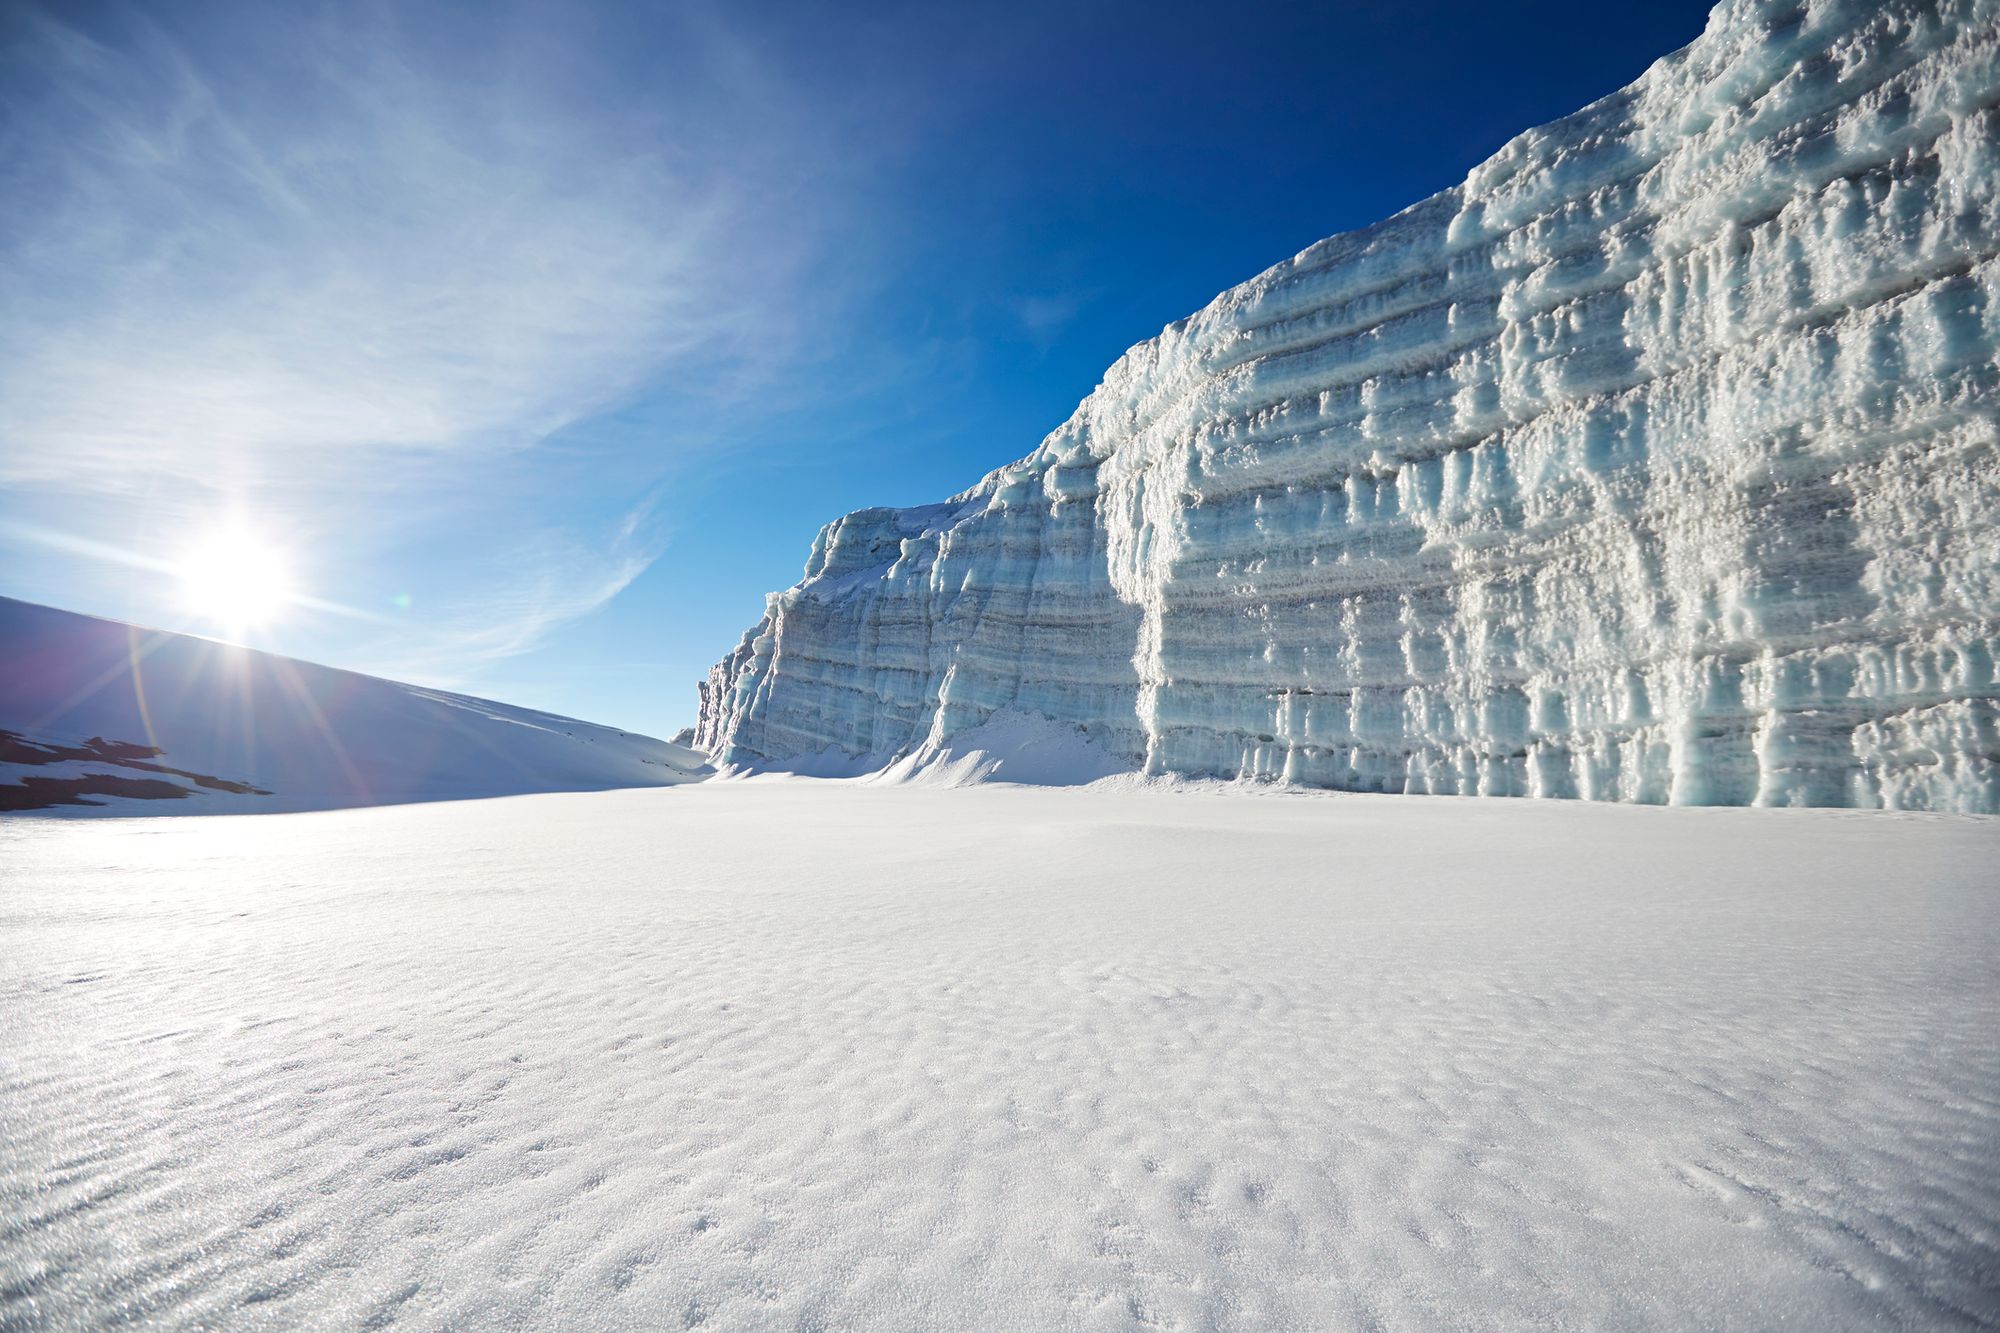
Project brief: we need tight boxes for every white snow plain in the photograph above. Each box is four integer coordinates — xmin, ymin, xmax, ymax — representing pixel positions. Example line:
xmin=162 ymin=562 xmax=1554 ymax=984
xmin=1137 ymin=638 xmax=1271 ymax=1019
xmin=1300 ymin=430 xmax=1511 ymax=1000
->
xmin=5 ymin=782 xmax=1997 ymax=1329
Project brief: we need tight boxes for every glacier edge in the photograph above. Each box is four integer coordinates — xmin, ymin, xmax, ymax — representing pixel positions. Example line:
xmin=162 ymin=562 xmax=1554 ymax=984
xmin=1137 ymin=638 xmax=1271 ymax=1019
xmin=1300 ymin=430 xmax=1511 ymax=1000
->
xmin=698 ymin=0 xmax=2000 ymax=813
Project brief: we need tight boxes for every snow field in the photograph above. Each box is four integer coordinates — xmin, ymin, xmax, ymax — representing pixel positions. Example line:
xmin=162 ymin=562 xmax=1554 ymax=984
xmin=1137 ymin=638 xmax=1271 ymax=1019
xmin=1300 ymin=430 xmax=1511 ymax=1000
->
xmin=3 ymin=784 xmax=1997 ymax=1328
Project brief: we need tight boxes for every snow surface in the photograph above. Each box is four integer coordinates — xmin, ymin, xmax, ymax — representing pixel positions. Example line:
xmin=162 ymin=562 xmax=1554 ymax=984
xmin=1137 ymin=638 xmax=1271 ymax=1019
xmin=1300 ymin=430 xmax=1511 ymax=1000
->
xmin=722 ymin=708 xmax=1136 ymax=787
xmin=700 ymin=0 xmax=2000 ymax=812
xmin=0 ymin=596 xmax=708 ymax=813
xmin=4 ymin=782 xmax=1997 ymax=1328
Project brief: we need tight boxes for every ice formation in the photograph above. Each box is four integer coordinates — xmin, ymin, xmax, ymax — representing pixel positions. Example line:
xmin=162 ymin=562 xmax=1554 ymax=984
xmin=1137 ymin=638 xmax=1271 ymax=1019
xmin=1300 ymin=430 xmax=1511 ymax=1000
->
xmin=699 ymin=0 xmax=2000 ymax=811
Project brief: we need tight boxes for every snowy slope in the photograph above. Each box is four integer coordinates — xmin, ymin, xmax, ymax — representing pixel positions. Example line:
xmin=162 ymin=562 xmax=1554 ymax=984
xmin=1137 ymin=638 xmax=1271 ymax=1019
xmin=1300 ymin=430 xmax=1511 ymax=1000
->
xmin=3 ymin=784 xmax=1996 ymax=1327
xmin=699 ymin=0 xmax=2000 ymax=812
xmin=716 ymin=708 xmax=1138 ymax=787
xmin=0 ymin=596 xmax=707 ymax=813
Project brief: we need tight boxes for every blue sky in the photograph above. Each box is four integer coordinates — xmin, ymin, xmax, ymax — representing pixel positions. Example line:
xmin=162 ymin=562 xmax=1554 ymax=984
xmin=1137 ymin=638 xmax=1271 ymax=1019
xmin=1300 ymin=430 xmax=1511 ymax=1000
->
xmin=1 ymin=0 xmax=1715 ymax=738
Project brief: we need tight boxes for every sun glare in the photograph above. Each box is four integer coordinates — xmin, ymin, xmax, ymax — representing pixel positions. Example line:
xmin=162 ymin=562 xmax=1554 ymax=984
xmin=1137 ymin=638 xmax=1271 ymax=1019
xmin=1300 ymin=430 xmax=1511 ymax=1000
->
xmin=178 ymin=526 xmax=295 ymax=636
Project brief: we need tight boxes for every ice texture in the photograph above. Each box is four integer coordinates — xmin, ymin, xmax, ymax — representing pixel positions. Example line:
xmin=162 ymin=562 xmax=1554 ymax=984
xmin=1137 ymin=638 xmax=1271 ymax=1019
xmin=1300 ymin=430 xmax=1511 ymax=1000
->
xmin=698 ymin=0 xmax=2000 ymax=811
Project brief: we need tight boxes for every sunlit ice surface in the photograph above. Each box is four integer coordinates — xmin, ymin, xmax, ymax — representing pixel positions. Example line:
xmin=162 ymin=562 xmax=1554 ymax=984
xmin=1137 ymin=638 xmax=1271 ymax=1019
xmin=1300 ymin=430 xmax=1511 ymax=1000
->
xmin=175 ymin=524 xmax=294 ymax=641
xmin=2 ymin=784 xmax=1996 ymax=1326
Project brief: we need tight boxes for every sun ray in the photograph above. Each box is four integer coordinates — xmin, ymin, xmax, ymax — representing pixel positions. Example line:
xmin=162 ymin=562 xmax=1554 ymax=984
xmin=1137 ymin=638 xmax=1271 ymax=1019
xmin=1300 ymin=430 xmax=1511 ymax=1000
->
xmin=263 ymin=651 xmax=372 ymax=805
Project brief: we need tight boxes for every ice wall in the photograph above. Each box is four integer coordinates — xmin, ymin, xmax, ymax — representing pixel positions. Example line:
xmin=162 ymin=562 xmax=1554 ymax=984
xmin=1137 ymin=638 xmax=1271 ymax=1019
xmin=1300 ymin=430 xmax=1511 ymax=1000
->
xmin=698 ymin=0 xmax=2000 ymax=811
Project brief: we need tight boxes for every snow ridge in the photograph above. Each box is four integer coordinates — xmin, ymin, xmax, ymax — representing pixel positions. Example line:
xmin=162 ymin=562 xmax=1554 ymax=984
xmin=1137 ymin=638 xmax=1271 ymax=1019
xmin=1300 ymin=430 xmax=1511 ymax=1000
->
xmin=698 ymin=0 xmax=2000 ymax=811
xmin=0 ymin=597 xmax=708 ymax=813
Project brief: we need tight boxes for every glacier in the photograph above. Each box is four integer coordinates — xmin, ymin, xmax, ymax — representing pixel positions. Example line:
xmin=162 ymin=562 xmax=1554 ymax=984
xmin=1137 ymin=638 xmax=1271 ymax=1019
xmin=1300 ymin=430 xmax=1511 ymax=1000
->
xmin=697 ymin=0 xmax=2000 ymax=812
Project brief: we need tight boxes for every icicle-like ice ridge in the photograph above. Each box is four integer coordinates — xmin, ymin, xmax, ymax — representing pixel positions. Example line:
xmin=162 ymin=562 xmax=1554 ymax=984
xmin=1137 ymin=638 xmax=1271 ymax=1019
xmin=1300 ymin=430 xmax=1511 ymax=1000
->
xmin=698 ymin=0 xmax=2000 ymax=811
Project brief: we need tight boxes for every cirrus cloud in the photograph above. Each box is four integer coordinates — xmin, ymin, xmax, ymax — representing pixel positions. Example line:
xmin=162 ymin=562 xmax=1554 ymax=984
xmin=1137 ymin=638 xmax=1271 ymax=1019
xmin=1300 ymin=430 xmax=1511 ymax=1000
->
xmin=0 ymin=0 xmax=859 ymax=669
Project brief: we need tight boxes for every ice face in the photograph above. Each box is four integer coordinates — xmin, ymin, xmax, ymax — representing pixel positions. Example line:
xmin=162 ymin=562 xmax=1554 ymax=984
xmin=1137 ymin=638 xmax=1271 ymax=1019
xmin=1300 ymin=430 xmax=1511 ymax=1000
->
xmin=698 ymin=0 xmax=2000 ymax=812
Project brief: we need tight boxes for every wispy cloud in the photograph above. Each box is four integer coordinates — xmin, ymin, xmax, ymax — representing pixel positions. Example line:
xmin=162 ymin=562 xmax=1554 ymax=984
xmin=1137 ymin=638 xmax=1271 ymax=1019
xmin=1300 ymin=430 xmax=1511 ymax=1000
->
xmin=0 ymin=0 xmax=854 ymax=666
xmin=360 ymin=540 xmax=660 ymax=688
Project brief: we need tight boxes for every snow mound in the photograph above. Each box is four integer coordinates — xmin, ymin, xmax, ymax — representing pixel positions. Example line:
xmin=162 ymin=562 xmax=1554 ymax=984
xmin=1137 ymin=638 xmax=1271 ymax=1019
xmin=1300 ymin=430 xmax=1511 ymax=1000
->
xmin=0 ymin=596 xmax=709 ymax=814
xmin=718 ymin=708 xmax=1135 ymax=787
xmin=875 ymin=710 xmax=1135 ymax=787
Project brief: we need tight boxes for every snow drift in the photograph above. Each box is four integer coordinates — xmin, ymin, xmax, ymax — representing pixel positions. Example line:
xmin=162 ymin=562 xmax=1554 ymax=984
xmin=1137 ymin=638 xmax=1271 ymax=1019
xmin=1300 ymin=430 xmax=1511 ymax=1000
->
xmin=719 ymin=708 xmax=1136 ymax=788
xmin=698 ymin=0 xmax=2000 ymax=812
xmin=0 ymin=596 xmax=707 ymax=813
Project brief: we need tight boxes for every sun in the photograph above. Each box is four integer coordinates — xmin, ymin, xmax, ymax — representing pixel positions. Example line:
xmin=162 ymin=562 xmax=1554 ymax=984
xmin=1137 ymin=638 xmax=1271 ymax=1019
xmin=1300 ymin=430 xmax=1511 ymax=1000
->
xmin=178 ymin=525 xmax=295 ymax=635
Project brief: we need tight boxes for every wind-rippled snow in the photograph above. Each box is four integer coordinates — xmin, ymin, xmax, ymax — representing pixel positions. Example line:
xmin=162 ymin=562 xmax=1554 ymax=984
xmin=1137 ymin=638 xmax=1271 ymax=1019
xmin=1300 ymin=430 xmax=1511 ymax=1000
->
xmin=4 ymin=785 xmax=1998 ymax=1328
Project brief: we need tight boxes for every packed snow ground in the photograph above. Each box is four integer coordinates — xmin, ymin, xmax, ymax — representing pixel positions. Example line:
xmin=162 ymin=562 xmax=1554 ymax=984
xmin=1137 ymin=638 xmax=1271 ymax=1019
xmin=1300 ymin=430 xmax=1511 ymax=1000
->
xmin=4 ymin=783 xmax=1997 ymax=1329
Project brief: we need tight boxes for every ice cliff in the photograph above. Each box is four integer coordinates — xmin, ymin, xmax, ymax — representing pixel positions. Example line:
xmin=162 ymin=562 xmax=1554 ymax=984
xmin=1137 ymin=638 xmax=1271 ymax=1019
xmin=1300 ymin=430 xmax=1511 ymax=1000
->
xmin=698 ymin=0 xmax=2000 ymax=811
